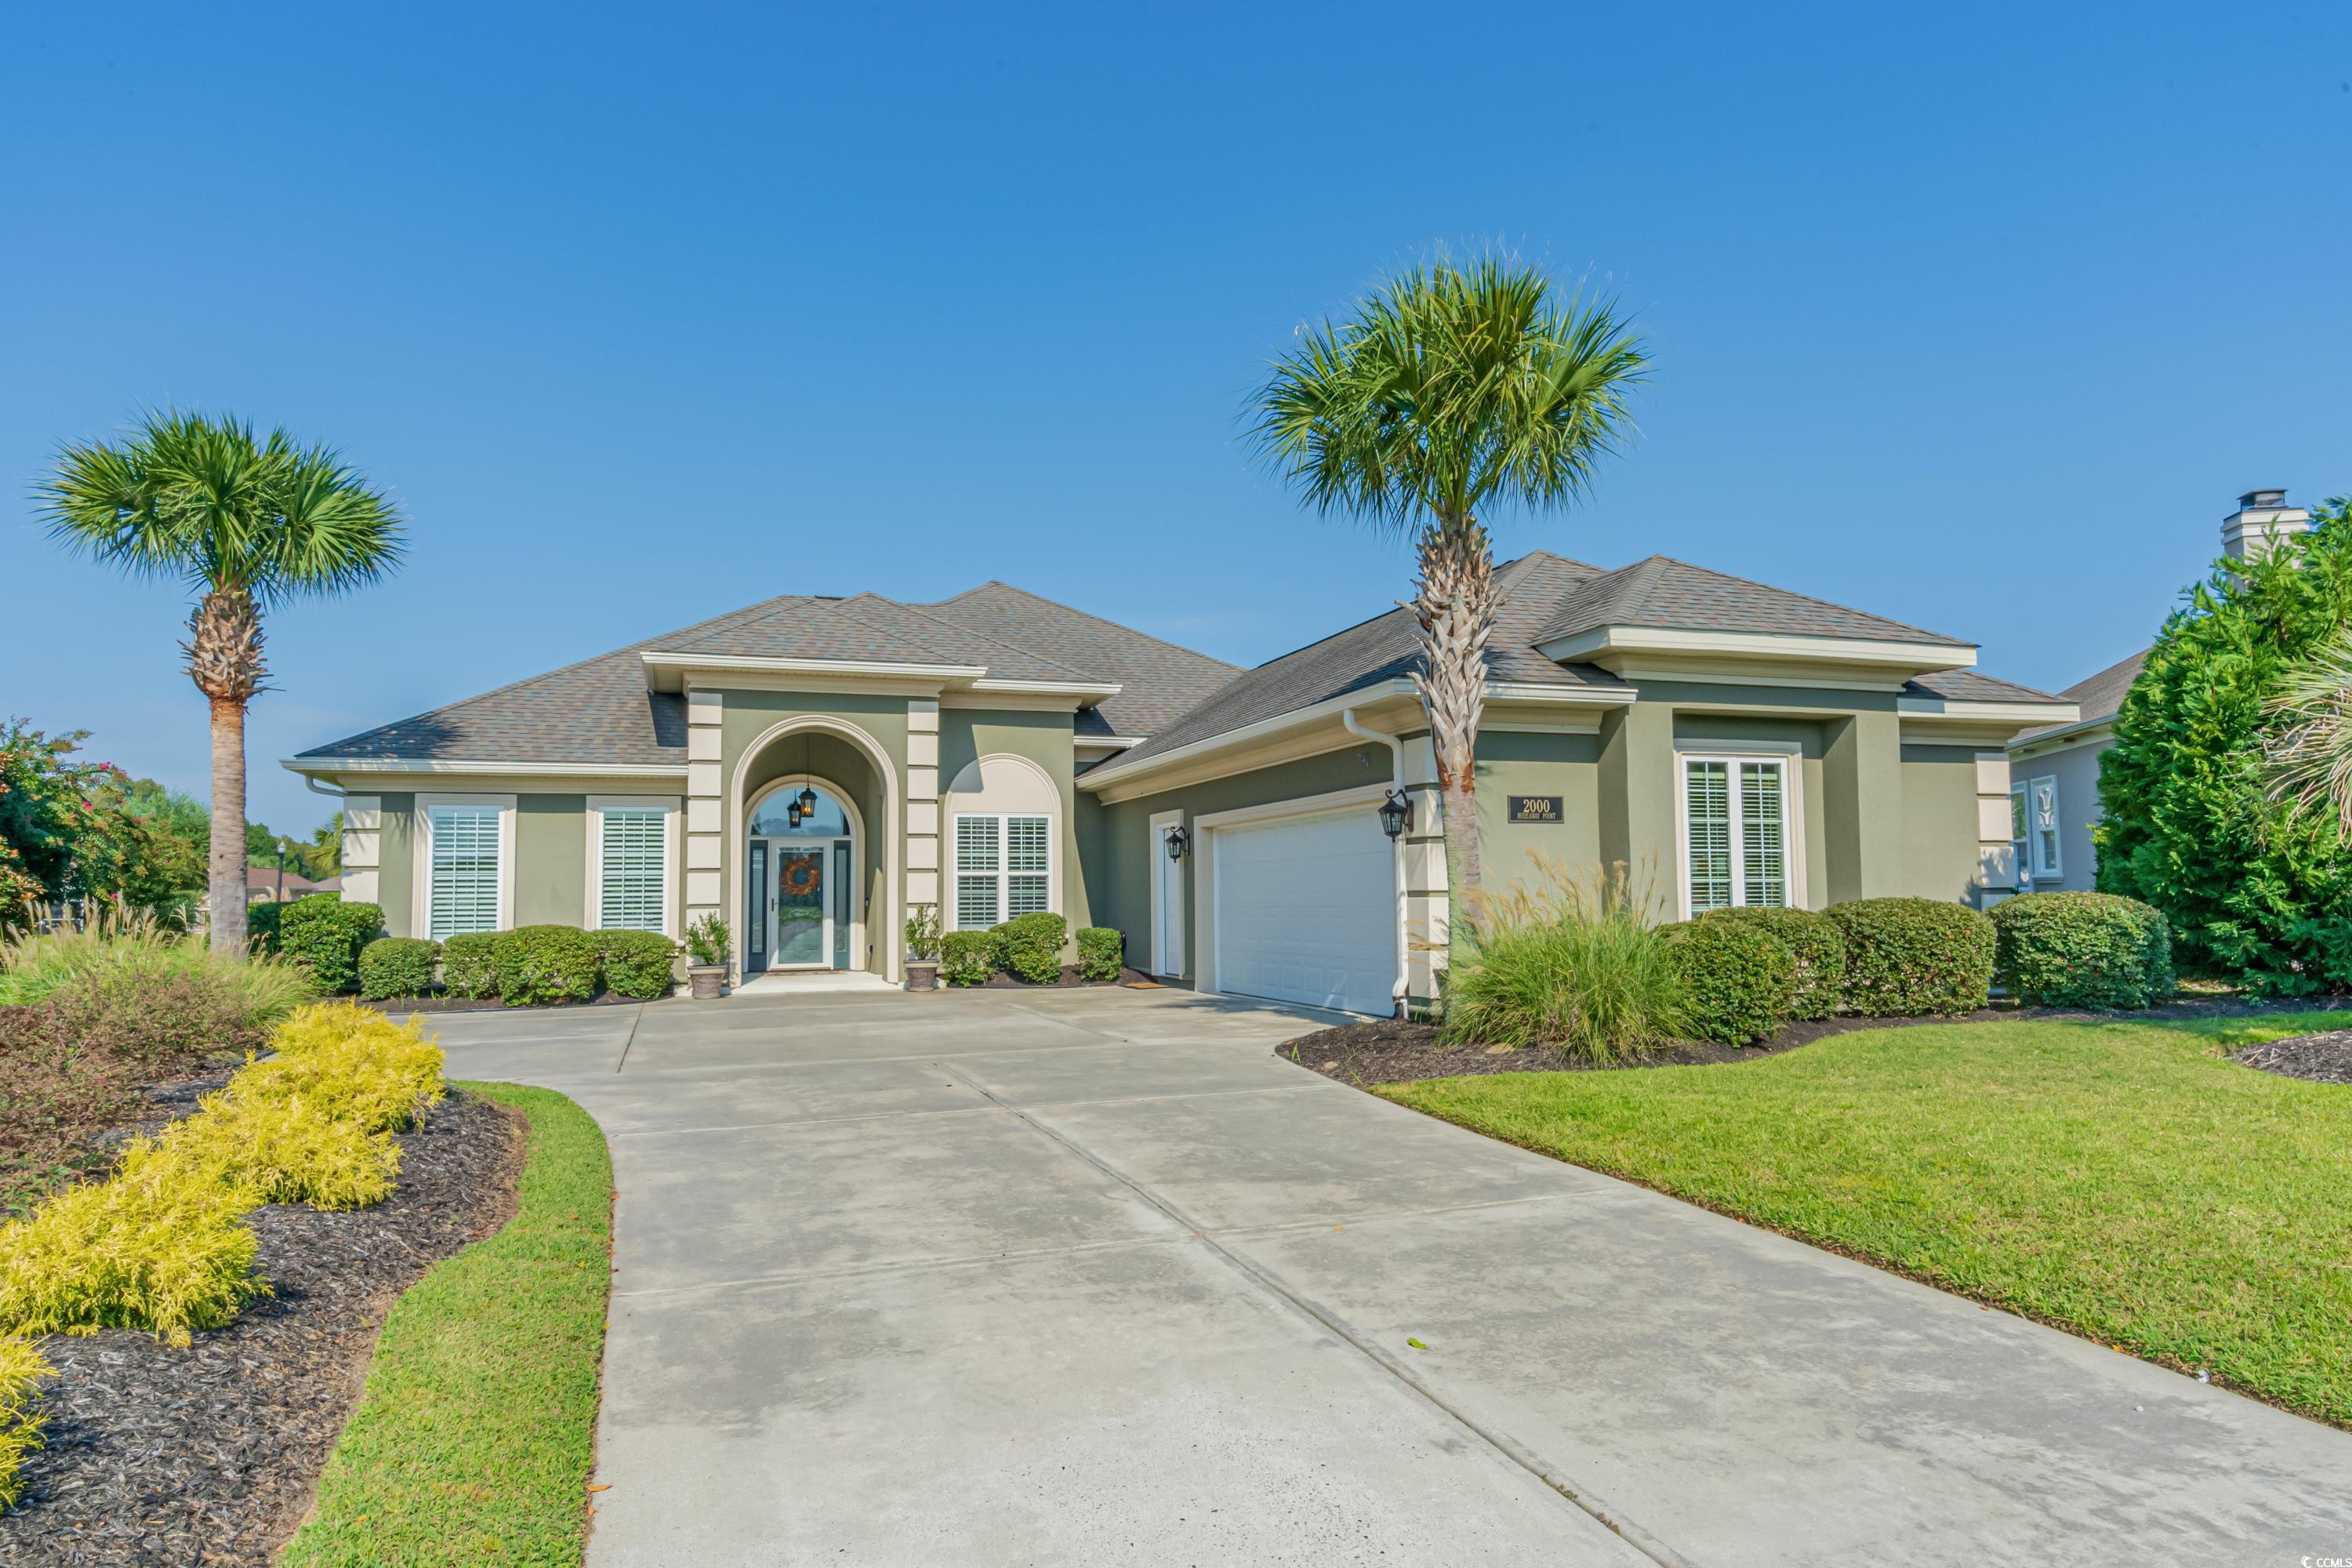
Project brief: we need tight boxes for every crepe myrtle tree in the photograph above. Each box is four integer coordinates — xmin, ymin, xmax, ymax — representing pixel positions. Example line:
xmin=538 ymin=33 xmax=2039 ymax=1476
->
xmin=40 ymin=410 xmax=404 ymax=956
xmin=1250 ymin=255 xmax=1647 ymax=895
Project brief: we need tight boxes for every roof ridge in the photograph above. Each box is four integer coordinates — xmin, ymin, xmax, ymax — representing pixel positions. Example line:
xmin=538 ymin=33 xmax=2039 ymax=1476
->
xmin=927 ymin=581 xmax=1243 ymax=673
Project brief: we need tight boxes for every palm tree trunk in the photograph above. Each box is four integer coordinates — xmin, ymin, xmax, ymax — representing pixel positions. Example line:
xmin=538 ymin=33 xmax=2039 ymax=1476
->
xmin=186 ymin=586 xmax=265 ymax=958
xmin=208 ymin=697 xmax=249 ymax=956
xmin=1411 ymin=517 xmax=1497 ymax=905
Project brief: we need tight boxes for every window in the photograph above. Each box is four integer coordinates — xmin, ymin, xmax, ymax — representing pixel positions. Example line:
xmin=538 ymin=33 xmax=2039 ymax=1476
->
xmin=2027 ymin=775 xmax=2060 ymax=880
xmin=426 ymin=804 xmax=503 ymax=940
xmin=1682 ymin=756 xmax=1791 ymax=915
xmin=954 ymin=813 xmax=1051 ymax=929
xmin=598 ymin=808 xmax=667 ymax=931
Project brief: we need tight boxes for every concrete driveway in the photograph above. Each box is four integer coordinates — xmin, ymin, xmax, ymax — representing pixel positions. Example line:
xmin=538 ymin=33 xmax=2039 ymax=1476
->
xmin=427 ymin=987 xmax=2352 ymax=1566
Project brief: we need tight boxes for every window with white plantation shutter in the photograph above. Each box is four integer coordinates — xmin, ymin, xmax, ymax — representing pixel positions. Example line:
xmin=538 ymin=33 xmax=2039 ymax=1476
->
xmin=953 ymin=813 xmax=1052 ymax=928
xmin=428 ymin=805 xmax=502 ymax=940
xmin=1682 ymin=757 xmax=1791 ymax=916
xmin=599 ymin=807 xmax=667 ymax=931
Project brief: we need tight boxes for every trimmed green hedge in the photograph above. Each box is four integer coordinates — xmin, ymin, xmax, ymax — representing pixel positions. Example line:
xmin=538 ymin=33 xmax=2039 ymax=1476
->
xmin=1991 ymin=891 xmax=2174 ymax=1009
xmin=358 ymin=938 xmax=441 ymax=1001
xmin=593 ymin=930 xmax=677 ymax=1000
xmin=1076 ymin=927 xmax=1124 ymax=983
xmin=941 ymin=930 xmax=993 ymax=987
xmin=1828 ymin=897 xmax=1994 ymax=1017
xmin=997 ymin=913 xmax=1068 ymax=984
xmin=1664 ymin=918 xmax=1796 ymax=1044
xmin=441 ymin=934 xmax=500 ymax=1000
xmin=246 ymin=900 xmax=286 ymax=955
xmin=492 ymin=927 xmax=600 ymax=1007
xmin=1699 ymin=906 xmax=1846 ymax=1021
xmin=278 ymin=896 xmax=384 ymax=993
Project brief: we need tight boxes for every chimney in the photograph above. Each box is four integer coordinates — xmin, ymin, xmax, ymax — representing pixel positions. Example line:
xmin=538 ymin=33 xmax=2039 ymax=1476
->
xmin=2222 ymin=488 xmax=2312 ymax=562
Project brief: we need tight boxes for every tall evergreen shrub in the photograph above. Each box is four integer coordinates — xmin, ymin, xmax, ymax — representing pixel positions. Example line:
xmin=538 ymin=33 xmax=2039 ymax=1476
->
xmin=2097 ymin=499 xmax=2352 ymax=992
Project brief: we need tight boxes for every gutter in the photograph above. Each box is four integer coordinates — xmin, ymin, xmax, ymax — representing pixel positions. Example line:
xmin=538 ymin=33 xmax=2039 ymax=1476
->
xmin=1341 ymin=707 xmax=1410 ymax=1020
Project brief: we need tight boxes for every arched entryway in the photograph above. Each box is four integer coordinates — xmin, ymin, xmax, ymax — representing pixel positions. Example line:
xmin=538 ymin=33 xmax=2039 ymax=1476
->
xmin=728 ymin=717 xmax=901 ymax=983
xmin=743 ymin=779 xmax=865 ymax=973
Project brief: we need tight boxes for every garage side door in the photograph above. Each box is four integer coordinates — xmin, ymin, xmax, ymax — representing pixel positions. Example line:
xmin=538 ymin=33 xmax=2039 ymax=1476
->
xmin=1213 ymin=808 xmax=1394 ymax=1016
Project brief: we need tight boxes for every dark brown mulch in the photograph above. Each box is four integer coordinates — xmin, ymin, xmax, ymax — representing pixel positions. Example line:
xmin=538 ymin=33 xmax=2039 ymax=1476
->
xmin=354 ymin=989 xmax=655 ymax=1014
xmin=2233 ymin=1029 xmax=2352 ymax=1085
xmin=0 ymin=1090 xmax=526 ymax=1566
xmin=1280 ymin=994 xmax=2352 ymax=1087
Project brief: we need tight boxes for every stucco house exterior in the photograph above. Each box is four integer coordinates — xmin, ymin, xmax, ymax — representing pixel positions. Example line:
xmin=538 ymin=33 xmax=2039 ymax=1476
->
xmin=2006 ymin=489 xmax=2313 ymax=895
xmin=288 ymin=553 xmax=2072 ymax=1017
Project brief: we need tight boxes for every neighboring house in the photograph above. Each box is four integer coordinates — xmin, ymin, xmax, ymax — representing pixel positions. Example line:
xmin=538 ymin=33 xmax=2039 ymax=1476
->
xmin=287 ymin=557 xmax=2071 ymax=1017
xmin=2007 ymin=489 xmax=2313 ymax=894
xmin=245 ymin=866 xmax=342 ymax=903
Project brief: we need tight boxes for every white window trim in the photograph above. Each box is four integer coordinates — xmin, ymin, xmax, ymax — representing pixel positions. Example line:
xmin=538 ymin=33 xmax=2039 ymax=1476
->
xmin=2027 ymin=775 xmax=2061 ymax=880
xmin=412 ymin=793 xmax=517 ymax=939
xmin=950 ymin=811 xmax=1054 ymax=931
xmin=585 ymin=795 xmax=682 ymax=938
xmin=1149 ymin=808 xmax=1185 ymax=977
xmin=1674 ymin=753 xmax=1805 ymax=920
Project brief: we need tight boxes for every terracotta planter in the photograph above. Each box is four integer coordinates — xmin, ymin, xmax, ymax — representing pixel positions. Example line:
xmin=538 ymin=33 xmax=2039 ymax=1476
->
xmin=688 ymin=964 xmax=727 ymax=1000
xmin=905 ymin=961 xmax=940 ymax=993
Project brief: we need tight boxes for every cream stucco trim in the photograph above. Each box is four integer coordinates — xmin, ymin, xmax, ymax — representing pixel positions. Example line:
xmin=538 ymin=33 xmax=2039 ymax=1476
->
xmin=943 ymin=753 xmax=1064 ymax=927
xmin=1537 ymin=625 xmax=1977 ymax=672
xmin=967 ymin=677 xmax=1123 ymax=698
xmin=286 ymin=757 xmax=685 ymax=779
xmin=2007 ymin=719 xmax=2114 ymax=760
xmin=642 ymin=652 xmax=983 ymax=680
xmin=583 ymin=795 xmax=684 ymax=938
xmin=1896 ymin=696 xmax=2077 ymax=725
xmin=939 ymin=691 xmax=1091 ymax=713
xmin=727 ymin=716 xmax=902 ymax=985
xmin=412 ymin=793 xmax=517 ymax=939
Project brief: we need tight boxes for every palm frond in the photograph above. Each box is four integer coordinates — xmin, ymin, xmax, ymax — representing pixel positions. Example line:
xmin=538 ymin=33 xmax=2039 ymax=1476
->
xmin=2265 ymin=630 xmax=2352 ymax=833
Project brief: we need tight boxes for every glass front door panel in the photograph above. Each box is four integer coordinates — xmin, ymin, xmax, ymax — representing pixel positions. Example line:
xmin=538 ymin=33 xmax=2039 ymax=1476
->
xmin=775 ymin=850 xmax=827 ymax=966
xmin=746 ymin=842 xmax=768 ymax=972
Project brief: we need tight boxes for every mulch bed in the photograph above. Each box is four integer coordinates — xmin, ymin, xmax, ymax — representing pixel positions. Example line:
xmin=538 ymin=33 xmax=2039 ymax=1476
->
xmin=355 ymin=990 xmax=654 ymax=1014
xmin=0 ymin=1089 xmax=525 ymax=1566
xmin=1282 ymin=995 xmax=2352 ymax=1087
xmin=2233 ymin=1029 xmax=2352 ymax=1085
xmin=976 ymin=964 xmax=1155 ymax=990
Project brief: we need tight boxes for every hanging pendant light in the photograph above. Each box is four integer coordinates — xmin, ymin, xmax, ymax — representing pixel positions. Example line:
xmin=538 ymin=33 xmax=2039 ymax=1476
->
xmin=797 ymin=735 xmax=818 ymax=818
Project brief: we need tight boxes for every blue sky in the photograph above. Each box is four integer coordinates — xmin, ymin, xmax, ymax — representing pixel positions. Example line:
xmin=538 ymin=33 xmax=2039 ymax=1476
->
xmin=5 ymin=2 xmax=2347 ymax=832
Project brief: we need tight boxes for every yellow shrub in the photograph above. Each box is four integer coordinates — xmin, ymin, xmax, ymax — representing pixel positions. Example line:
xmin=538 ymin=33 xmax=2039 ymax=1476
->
xmin=235 ymin=1004 xmax=445 ymax=1132
xmin=0 ymin=1336 xmax=49 ymax=1511
xmin=0 ymin=1153 xmax=265 ymax=1346
xmin=129 ymin=1094 xmax=401 ymax=1211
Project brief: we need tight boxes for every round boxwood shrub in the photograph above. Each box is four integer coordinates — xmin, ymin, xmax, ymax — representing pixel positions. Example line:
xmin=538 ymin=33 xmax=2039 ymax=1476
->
xmin=358 ymin=937 xmax=441 ymax=1001
xmin=1828 ymin=897 xmax=1994 ymax=1017
xmin=492 ymin=925 xmax=599 ymax=1007
xmin=940 ymin=930 xmax=993 ymax=987
xmin=276 ymin=896 xmax=384 ymax=993
xmin=594 ymin=929 xmax=678 ymax=1000
xmin=440 ymin=932 xmax=501 ymax=1000
xmin=1989 ymin=891 xmax=2174 ymax=1009
xmin=996 ymin=913 xmax=1069 ymax=985
xmin=1697 ymin=906 xmax=1846 ymax=1020
xmin=1661 ymin=918 xmax=1797 ymax=1044
xmin=1075 ymin=927 xmax=1124 ymax=983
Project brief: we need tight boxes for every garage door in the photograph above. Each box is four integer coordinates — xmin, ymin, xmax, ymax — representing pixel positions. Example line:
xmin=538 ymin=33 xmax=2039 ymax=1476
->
xmin=1213 ymin=807 xmax=1396 ymax=1015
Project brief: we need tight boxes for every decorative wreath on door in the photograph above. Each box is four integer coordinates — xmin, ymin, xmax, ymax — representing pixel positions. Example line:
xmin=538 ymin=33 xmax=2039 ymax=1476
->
xmin=779 ymin=859 xmax=822 ymax=898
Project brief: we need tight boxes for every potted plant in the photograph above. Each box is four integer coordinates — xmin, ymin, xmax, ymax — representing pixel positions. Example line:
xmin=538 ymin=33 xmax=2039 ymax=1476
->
xmin=684 ymin=913 xmax=730 ymax=1000
xmin=903 ymin=903 xmax=942 ymax=991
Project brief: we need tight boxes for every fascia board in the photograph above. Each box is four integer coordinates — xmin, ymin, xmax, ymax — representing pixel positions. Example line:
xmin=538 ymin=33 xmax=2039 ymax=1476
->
xmin=1536 ymin=625 xmax=1978 ymax=670
xmin=641 ymin=651 xmax=986 ymax=680
xmin=285 ymin=757 xmax=688 ymax=779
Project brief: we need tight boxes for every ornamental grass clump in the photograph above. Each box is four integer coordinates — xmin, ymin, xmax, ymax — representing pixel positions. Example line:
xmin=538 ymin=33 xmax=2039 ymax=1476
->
xmin=0 ymin=919 xmax=318 ymax=1022
xmin=1439 ymin=858 xmax=1686 ymax=1063
xmin=0 ymin=1334 xmax=48 ymax=1509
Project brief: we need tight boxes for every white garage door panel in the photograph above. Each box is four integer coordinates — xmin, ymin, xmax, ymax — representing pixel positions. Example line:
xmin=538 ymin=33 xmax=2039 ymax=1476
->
xmin=1214 ymin=809 xmax=1394 ymax=1016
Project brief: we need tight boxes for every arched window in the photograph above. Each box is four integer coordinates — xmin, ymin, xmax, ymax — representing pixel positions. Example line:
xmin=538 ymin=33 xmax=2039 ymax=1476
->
xmin=944 ymin=755 xmax=1058 ymax=931
xmin=749 ymin=783 xmax=851 ymax=839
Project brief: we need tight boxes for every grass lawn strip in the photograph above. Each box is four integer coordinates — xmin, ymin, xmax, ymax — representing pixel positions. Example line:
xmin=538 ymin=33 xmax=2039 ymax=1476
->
xmin=281 ymin=1083 xmax=612 ymax=1566
xmin=1379 ymin=1012 xmax=2352 ymax=1428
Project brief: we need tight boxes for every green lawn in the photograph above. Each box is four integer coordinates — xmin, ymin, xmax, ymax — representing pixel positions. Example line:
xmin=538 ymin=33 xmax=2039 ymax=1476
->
xmin=282 ymin=1083 xmax=612 ymax=1566
xmin=1380 ymin=1013 xmax=2352 ymax=1428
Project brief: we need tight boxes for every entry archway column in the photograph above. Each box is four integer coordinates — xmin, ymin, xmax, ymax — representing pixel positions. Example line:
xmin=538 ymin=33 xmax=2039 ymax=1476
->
xmin=906 ymin=698 xmax=941 ymax=934
xmin=684 ymin=685 xmax=727 ymax=967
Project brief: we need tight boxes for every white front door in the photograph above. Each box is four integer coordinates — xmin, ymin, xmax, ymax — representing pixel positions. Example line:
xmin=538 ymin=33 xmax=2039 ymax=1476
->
xmin=1152 ymin=820 xmax=1186 ymax=976
xmin=1211 ymin=808 xmax=1395 ymax=1016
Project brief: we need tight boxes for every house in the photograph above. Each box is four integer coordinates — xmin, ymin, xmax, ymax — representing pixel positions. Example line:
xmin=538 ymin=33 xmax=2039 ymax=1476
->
xmin=2006 ymin=489 xmax=2313 ymax=893
xmin=245 ymin=865 xmax=342 ymax=903
xmin=285 ymin=554 xmax=2072 ymax=1016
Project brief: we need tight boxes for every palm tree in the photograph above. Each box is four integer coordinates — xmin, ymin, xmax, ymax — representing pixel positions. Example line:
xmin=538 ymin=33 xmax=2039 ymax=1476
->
xmin=2267 ymin=628 xmax=2352 ymax=833
xmin=1250 ymin=256 xmax=1647 ymax=896
xmin=40 ymin=411 xmax=404 ymax=956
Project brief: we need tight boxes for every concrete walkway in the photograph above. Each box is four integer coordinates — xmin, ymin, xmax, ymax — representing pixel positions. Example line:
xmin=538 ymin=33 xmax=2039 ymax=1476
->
xmin=426 ymin=988 xmax=2352 ymax=1566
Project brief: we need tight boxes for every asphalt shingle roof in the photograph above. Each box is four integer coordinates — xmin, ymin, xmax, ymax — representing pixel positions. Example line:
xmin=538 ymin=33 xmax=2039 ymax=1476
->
xmin=1535 ymin=554 xmax=1971 ymax=649
xmin=1906 ymin=670 xmax=2064 ymax=704
xmin=917 ymin=583 xmax=1243 ymax=739
xmin=2009 ymin=648 xmax=2147 ymax=740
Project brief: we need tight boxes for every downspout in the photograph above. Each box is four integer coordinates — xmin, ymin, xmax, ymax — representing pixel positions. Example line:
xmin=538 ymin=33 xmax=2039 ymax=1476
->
xmin=1341 ymin=709 xmax=1410 ymax=1020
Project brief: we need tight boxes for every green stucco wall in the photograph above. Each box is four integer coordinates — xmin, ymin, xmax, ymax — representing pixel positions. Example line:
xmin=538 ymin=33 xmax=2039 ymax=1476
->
xmin=376 ymin=793 xmax=415 ymax=938
xmin=514 ymin=794 xmax=587 ymax=927
xmin=940 ymin=708 xmax=1091 ymax=935
xmin=1899 ymin=744 xmax=1987 ymax=904
xmin=1472 ymin=731 xmax=1600 ymax=896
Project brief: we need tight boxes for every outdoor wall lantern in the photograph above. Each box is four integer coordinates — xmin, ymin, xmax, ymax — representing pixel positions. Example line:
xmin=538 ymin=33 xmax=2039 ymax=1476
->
xmin=1377 ymin=789 xmax=1412 ymax=841
xmin=797 ymin=784 xmax=818 ymax=817
xmin=1164 ymin=826 xmax=1190 ymax=861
